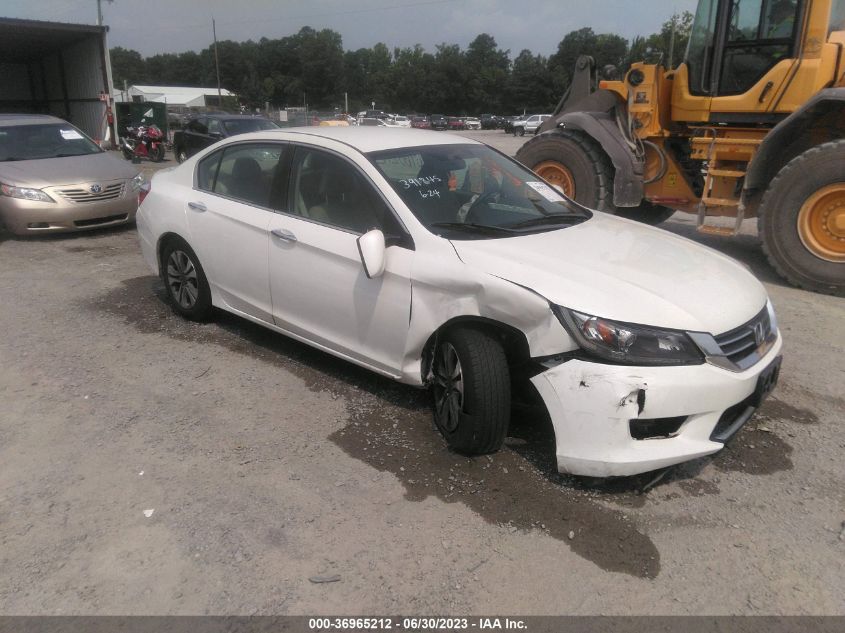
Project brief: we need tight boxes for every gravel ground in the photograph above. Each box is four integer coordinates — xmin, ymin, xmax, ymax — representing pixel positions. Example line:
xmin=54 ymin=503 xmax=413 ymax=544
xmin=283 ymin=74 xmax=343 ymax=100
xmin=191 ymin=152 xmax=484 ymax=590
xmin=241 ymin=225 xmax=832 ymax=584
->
xmin=0 ymin=130 xmax=843 ymax=615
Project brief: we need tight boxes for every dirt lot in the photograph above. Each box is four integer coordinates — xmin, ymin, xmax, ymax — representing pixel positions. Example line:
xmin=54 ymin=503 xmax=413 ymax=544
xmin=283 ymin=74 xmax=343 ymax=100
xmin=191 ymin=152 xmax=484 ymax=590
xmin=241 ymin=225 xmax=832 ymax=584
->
xmin=0 ymin=130 xmax=843 ymax=615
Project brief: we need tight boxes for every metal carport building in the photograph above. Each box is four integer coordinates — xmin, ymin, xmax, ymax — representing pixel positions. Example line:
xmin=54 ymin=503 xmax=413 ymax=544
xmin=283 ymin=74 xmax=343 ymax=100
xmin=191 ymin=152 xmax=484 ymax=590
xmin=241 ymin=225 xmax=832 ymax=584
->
xmin=0 ymin=17 xmax=116 ymax=144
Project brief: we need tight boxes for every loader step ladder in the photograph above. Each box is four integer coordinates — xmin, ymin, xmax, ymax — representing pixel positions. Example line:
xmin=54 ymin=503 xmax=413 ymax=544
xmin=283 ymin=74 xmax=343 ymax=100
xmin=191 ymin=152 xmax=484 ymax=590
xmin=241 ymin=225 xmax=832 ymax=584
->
xmin=692 ymin=133 xmax=762 ymax=237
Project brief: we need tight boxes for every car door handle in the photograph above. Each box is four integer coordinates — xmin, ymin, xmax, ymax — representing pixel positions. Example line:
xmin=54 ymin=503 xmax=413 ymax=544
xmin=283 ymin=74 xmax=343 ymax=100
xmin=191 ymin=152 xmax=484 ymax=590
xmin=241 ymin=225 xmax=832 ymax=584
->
xmin=187 ymin=201 xmax=207 ymax=212
xmin=271 ymin=228 xmax=297 ymax=242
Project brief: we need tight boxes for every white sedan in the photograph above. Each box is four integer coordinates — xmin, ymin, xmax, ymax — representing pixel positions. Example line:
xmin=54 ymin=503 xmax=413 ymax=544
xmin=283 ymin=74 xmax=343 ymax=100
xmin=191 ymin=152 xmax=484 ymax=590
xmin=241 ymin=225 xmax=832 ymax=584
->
xmin=136 ymin=127 xmax=782 ymax=477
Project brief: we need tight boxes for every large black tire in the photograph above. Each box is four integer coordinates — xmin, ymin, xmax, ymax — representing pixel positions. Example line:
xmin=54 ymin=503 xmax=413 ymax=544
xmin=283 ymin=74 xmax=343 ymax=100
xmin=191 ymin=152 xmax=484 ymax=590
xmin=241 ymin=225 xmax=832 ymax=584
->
xmin=516 ymin=130 xmax=615 ymax=212
xmin=757 ymin=140 xmax=845 ymax=296
xmin=160 ymin=238 xmax=213 ymax=321
xmin=615 ymin=201 xmax=675 ymax=225
xmin=431 ymin=327 xmax=510 ymax=455
xmin=175 ymin=147 xmax=188 ymax=163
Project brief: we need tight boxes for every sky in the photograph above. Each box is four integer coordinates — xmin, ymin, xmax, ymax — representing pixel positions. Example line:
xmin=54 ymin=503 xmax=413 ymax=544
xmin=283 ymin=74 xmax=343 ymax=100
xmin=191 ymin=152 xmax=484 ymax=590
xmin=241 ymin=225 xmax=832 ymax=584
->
xmin=3 ymin=0 xmax=698 ymax=58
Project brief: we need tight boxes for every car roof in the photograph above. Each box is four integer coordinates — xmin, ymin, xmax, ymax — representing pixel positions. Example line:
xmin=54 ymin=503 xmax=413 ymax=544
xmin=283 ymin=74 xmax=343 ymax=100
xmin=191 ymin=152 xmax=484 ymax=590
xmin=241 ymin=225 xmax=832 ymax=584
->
xmin=195 ymin=114 xmax=269 ymax=121
xmin=0 ymin=113 xmax=68 ymax=127
xmin=232 ymin=126 xmax=482 ymax=153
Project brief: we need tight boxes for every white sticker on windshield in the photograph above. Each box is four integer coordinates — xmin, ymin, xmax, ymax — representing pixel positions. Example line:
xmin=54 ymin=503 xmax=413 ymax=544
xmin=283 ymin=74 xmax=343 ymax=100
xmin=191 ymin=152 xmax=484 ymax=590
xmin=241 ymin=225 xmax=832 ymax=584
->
xmin=60 ymin=129 xmax=83 ymax=140
xmin=526 ymin=181 xmax=565 ymax=202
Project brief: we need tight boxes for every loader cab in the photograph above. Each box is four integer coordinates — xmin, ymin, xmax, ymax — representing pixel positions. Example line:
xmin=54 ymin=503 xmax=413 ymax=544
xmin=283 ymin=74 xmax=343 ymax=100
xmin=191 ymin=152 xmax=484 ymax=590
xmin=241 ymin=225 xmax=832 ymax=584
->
xmin=673 ymin=0 xmax=811 ymax=121
xmin=689 ymin=0 xmax=801 ymax=96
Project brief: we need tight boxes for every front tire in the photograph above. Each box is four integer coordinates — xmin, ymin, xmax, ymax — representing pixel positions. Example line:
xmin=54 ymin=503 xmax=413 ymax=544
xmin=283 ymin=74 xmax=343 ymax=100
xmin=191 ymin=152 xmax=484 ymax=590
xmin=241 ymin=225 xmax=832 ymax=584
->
xmin=758 ymin=140 xmax=845 ymax=296
xmin=160 ymin=238 xmax=213 ymax=321
xmin=516 ymin=129 xmax=615 ymax=211
xmin=176 ymin=147 xmax=188 ymax=163
xmin=431 ymin=327 xmax=510 ymax=455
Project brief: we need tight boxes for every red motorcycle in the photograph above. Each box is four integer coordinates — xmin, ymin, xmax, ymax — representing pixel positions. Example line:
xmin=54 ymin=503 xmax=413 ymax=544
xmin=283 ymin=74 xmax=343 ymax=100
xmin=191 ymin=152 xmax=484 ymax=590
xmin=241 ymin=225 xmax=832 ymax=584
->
xmin=121 ymin=123 xmax=165 ymax=162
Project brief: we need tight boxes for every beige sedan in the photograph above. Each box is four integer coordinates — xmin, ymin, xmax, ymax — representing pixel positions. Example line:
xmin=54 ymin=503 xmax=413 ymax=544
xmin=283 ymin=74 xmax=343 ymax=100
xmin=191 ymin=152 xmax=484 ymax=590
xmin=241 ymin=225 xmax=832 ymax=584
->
xmin=0 ymin=114 xmax=143 ymax=235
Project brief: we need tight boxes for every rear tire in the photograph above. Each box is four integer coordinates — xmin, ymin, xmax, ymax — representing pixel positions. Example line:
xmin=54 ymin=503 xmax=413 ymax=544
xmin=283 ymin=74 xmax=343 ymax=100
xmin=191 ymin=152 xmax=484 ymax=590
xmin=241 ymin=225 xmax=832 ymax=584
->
xmin=758 ymin=140 xmax=845 ymax=296
xmin=431 ymin=327 xmax=510 ymax=455
xmin=160 ymin=238 xmax=213 ymax=321
xmin=516 ymin=129 xmax=615 ymax=212
xmin=615 ymin=201 xmax=675 ymax=225
xmin=151 ymin=144 xmax=165 ymax=163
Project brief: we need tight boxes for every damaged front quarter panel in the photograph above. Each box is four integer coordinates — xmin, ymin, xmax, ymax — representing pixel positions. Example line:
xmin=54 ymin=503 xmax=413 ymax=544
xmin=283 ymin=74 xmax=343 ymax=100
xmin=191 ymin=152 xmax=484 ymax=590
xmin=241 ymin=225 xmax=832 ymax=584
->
xmin=398 ymin=241 xmax=575 ymax=385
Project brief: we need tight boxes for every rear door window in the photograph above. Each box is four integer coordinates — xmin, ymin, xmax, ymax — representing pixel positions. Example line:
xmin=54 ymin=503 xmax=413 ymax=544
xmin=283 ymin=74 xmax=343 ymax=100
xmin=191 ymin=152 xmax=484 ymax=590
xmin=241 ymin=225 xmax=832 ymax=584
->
xmin=212 ymin=144 xmax=284 ymax=208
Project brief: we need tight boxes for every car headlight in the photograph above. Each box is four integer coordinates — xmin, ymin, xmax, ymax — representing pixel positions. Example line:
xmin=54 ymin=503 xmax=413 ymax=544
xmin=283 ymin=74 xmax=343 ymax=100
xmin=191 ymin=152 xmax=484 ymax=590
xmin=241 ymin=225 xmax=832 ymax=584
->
xmin=553 ymin=306 xmax=704 ymax=366
xmin=0 ymin=182 xmax=55 ymax=203
xmin=130 ymin=173 xmax=145 ymax=191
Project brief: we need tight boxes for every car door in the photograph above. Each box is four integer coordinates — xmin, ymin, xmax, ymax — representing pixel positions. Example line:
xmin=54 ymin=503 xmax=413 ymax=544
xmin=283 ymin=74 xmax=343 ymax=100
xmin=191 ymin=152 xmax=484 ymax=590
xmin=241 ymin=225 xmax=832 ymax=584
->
xmin=267 ymin=145 xmax=414 ymax=377
xmin=186 ymin=117 xmax=209 ymax=156
xmin=187 ymin=142 xmax=286 ymax=323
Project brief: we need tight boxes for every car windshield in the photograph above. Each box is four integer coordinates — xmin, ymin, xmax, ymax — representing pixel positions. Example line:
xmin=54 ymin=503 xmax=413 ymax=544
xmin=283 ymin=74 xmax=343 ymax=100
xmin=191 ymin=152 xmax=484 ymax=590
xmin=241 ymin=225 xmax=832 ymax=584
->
xmin=222 ymin=118 xmax=278 ymax=135
xmin=0 ymin=123 xmax=102 ymax=161
xmin=368 ymin=144 xmax=590 ymax=240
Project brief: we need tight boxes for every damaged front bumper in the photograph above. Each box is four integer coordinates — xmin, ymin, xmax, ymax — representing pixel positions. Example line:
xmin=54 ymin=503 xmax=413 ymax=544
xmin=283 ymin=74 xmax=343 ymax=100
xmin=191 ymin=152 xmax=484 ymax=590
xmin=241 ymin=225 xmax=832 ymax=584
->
xmin=530 ymin=335 xmax=783 ymax=477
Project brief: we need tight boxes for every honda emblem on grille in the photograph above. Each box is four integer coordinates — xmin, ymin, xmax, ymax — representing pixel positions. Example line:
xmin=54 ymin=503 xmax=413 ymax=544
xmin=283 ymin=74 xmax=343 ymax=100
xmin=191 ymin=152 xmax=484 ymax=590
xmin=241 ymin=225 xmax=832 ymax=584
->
xmin=89 ymin=184 xmax=102 ymax=194
xmin=753 ymin=321 xmax=765 ymax=346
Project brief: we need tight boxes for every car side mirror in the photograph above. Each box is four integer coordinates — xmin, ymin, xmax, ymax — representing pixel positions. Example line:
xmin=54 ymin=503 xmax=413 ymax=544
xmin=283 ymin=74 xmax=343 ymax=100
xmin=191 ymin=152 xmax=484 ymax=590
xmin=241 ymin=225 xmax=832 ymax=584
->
xmin=209 ymin=131 xmax=223 ymax=139
xmin=357 ymin=229 xmax=386 ymax=279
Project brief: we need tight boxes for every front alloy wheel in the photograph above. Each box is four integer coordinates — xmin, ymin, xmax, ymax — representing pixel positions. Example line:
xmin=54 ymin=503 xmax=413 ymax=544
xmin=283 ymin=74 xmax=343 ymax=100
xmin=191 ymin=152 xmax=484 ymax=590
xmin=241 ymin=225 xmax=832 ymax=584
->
xmin=430 ymin=327 xmax=510 ymax=455
xmin=433 ymin=342 xmax=464 ymax=434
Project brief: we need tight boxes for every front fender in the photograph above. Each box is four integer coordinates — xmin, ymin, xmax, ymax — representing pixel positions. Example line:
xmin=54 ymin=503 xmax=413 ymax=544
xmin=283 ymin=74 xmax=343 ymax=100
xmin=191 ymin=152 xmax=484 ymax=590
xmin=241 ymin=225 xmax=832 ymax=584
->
xmin=400 ymin=249 xmax=574 ymax=385
xmin=551 ymin=110 xmax=645 ymax=207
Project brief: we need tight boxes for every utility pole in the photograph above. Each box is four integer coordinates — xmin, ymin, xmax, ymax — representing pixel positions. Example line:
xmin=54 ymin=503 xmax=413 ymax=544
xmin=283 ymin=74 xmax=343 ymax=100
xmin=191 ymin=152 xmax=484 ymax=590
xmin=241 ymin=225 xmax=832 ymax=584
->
xmin=668 ymin=12 xmax=677 ymax=69
xmin=213 ymin=17 xmax=222 ymax=107
xmin=344 ymin=92 xmax=348 ymax=115
xmin=96 ymin=0 xmax=113 ymax=26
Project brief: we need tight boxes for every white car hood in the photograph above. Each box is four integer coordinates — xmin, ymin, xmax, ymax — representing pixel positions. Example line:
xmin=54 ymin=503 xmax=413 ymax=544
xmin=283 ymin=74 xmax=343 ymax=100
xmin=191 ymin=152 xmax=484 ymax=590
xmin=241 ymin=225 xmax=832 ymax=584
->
xmin=451 ymin=214 xmax=767 ymax=335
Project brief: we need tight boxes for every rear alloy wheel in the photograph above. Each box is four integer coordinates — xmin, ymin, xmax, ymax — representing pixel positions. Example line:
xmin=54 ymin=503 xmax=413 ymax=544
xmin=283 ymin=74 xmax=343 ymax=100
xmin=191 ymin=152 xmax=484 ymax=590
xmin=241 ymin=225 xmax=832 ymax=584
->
xmin=176 ymin=147 xmax=188 ymax=163
xmin=516 ymin=130 xmax=615 ymax=211
xmin=161 ymin=239 xmax=213 ymax=320
xmin=431 ymin=327 xmax=510 ymax=455
xmin=758 ymin=140 xmax=845 ymax=296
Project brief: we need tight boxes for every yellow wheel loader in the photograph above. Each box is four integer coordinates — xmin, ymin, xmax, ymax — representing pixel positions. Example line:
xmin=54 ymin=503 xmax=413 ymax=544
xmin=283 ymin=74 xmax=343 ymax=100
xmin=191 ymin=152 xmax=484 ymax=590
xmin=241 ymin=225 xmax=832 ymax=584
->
xmin=516 ymin=0 xmax=845 ymax=295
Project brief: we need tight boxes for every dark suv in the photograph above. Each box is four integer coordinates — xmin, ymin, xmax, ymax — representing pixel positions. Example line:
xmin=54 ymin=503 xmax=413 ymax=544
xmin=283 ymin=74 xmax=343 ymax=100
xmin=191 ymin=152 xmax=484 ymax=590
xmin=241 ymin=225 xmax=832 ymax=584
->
xmin=429 ymin=114 xmax=448 ymax=130
xmin=172 ymin=114 xmax=278 ymax=163
xmin=480 ymin=113 xmax=498 ymax=129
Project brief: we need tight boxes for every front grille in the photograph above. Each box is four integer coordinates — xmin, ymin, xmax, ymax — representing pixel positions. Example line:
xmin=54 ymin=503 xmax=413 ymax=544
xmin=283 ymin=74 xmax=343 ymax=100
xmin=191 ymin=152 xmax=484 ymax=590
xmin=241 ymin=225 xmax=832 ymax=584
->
xmin=713 ymin=306 xmax=772 ymax=369
xmin=57 ymin=182 xmax=125 ymax=204
xmin=73 ymin=213 xmax=128 ymax=227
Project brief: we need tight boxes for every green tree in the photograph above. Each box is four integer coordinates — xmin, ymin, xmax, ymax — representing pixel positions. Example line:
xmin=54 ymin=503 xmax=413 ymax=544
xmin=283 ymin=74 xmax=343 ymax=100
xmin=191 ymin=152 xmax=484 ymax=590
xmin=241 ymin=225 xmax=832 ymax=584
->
xmin=464 ymin=34 xmax=510 ymax=113
xmin=630 ymin=11 xmax=694 ymax=69
xmin=430 ymin=43 xmax=468 ymax=113
xmin=110 ymin=46 xmax=147 ymax=87
xmin=506 ymin=49 xmax=555 ymax=113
